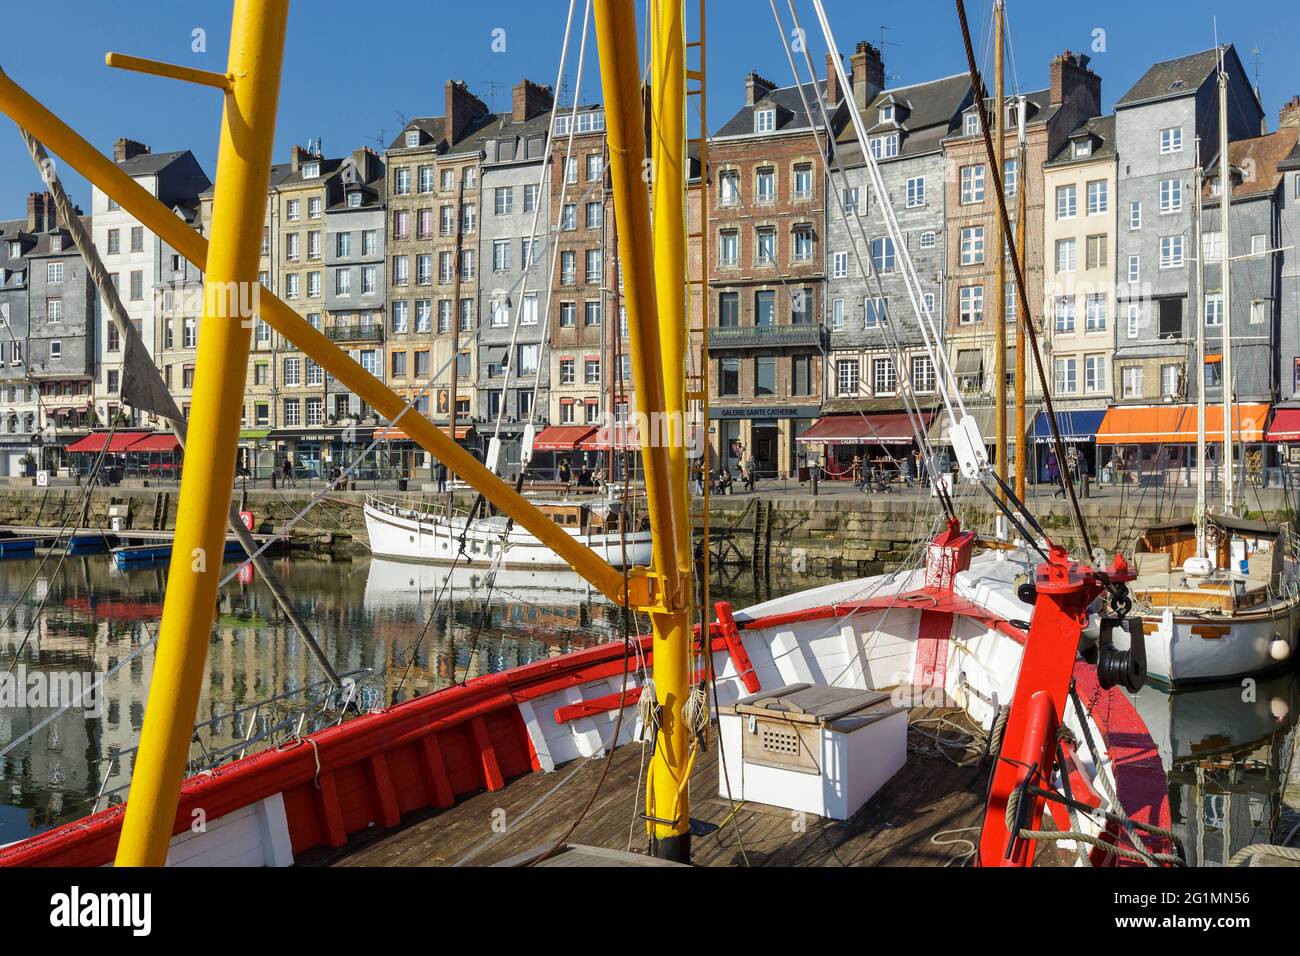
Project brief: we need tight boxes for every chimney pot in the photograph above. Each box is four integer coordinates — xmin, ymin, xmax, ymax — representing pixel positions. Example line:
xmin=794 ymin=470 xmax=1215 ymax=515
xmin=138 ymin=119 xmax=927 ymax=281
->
xmin=745 ymin=71 xmax=777 ymax=107
xmin=849 ymin=41 xmax=885 ymax=105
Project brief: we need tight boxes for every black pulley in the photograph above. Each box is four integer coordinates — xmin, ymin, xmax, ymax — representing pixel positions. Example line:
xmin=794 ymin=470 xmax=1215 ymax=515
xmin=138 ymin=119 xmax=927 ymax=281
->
xmin=1095 ymin=616 xmax=1146 ymax=693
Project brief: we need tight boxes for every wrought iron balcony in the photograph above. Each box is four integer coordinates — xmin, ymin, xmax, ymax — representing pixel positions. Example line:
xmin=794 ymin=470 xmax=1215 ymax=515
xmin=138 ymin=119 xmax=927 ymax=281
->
xmin=326 ymin=323 xmax=385 ymax=343
xmin=707 ymin=324 xmax=823 ymax=350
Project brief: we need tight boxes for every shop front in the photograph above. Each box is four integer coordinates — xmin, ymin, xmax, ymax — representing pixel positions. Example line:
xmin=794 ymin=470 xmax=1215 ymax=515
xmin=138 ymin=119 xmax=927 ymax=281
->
xmin=796 ymin=411 xmax=932 ymax=482
xmin=531 ymin=425 xmax=597 ymax=480
xmin=1029 ymin=408 xmax=1106 ymax=484
xmin=1094 ymin=403 xmax=1271 ymax=488
xmin=708 ymin=404 xmax=820 ymax=480
xmin=371 ymin=424 xmax=477 ymax=483
xmin=65 ymin=430 xmax=155 ymax=484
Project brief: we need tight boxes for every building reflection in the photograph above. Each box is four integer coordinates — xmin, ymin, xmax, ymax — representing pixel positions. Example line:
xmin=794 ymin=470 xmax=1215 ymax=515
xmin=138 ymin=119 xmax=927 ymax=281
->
xmin=0 ymin=553 xmax=622 ymax=840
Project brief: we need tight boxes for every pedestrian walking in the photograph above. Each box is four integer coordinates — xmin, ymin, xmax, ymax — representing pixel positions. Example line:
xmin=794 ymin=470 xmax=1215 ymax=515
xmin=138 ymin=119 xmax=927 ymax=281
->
xmin=435 ymin=460 xmax=448 ymax=493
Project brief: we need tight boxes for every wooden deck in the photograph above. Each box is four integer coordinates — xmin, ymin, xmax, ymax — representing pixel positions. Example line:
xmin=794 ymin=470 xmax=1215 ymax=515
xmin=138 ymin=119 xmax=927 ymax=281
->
xmin=302 ymin=707 xmax=994 ymax=868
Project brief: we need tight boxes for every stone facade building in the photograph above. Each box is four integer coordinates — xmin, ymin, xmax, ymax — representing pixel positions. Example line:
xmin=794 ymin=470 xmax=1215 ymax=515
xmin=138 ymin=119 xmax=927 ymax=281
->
xmin=323 ymin=148 xmax=386 ymax=432
xmin=385 ymin=82 xmax=493 ymax=451
xmin=91 ymin=140 xmax=209 ymax=427
xmin=1278 ymin=98 xmax=1300 ymax=400
xmin=476 ymin=79 xmax=556 ymax=474
xmin=1112 ymin=46 xmax=1263 ymax=405
xmin=936 ymin=52 xmax=1103 ymax=477
xmin=825 ymin=51 xmax=969 ymax=448
xmin=1040 ymin=114 xmax=1118 ymax=432
xmin=707 ymin=69 xmax=837 ymax=476
xmin=547 ymin=104 xmax=610 ymax=444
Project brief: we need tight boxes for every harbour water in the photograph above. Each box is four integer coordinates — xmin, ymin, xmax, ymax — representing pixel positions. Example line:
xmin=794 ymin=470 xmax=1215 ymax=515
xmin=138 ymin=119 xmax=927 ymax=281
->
xmin=1 ymin=552 xmax=1297 ymax=863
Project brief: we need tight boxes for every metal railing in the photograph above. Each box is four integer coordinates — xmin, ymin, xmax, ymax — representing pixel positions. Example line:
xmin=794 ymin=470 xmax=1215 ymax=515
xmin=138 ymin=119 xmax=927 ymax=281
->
xmin=707 ymin=324 xmax=823 ymax=349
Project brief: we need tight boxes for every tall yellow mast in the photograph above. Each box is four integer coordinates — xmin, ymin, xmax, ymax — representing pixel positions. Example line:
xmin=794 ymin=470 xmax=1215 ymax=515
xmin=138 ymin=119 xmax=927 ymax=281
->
xmin=993 ymin=0 xmax=1007 ymax=500
xmin=594 ymin=0 xmax=694 ymax=861
xmin=115 ymin=0 xmax=291 ymax=866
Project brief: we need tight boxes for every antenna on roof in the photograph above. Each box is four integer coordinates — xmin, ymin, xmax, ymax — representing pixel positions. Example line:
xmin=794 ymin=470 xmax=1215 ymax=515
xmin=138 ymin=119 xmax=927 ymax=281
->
xmin=478 ymin=80 xmax=509 ymax=112
xmin=878 ymin=25 xmax=904 ymax=83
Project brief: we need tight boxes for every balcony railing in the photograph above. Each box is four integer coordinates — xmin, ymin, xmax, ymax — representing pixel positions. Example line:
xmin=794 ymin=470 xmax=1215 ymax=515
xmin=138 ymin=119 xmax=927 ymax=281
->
xmin=326 ymin=323 xmax=384 ymax=343
xmin=707 ymin=324 xmax=823 ymax=350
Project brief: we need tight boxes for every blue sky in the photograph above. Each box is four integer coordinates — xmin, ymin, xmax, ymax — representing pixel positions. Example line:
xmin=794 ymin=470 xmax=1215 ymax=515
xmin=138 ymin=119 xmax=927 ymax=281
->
xmin=1 ymin=0 xmax=1296 ymax=213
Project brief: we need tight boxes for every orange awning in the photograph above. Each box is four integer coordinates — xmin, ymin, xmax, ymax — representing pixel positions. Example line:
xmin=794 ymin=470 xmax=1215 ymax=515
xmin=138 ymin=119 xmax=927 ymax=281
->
xmin=1095 ymin=403 xmax=1270 ymax=445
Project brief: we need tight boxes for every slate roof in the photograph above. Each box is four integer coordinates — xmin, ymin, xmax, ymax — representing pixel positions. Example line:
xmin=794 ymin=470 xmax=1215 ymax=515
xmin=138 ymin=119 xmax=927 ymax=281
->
xmin=1115 ymin=46 xmax=1224 ymax=107
xmin=836 ymin=72 xmax=972 ymax=162
xmin=115 ymin=149 xmax=192 ymax=177
xmin=714 ymin=80 xmax=833 ymax=139
xmin=1045 ymin=114 xmax=1117 ymax=166
xmin=278 ymin=157 xmax=345 ymax=189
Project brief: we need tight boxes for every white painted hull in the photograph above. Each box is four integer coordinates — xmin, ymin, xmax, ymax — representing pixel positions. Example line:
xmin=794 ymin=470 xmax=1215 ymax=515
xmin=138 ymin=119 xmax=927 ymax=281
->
xmin=363 ymin=556 xmax=608 ymax=604
xmin=364 ymin=502 xmax=653 ymax=570
xmin=1115 ymin=603 xmax=1299 ymax=686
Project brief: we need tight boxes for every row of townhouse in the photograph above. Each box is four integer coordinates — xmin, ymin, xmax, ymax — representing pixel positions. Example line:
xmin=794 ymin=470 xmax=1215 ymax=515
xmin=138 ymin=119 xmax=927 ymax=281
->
xmin=722 ymin=40 xmax=1300 ymax=482
xmin=6 ymin=41 xmax=1300 ymax=487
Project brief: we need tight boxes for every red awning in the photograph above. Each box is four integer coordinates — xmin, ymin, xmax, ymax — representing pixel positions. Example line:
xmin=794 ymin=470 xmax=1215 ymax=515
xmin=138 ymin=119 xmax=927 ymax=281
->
xmin=129 ymin=434 xmax=182 ymax=454
xmin=532 ymin=425 xmax=596 ymax=451
xmin=796 ymin=413 xmax=928 ymax=446
xmin=1267 ymin=407 xmax=1300 ymax=442
xmin=65 ymin=432 xmax=150 ymax=453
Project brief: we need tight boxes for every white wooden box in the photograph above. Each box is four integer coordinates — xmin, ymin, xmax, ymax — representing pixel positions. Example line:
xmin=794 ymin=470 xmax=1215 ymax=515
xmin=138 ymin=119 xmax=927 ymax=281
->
xmin=718 ymin=683 xmax=906 ymax=820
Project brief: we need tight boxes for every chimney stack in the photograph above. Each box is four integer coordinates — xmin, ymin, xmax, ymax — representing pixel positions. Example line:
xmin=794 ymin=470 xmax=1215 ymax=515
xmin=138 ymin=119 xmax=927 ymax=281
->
xmin=351 ymin=147 xmax=383 ymax=183
xmin=26 ymin=192 xmax=48 ymax=233
xmin=1050 ymin=49 xmax=1101 ymax=114
xmin=113 ymin=138 xmax=150 ymax=163
xmin=1279 ymin=95 xmax=1300 ymax=130
xmin=512 ymin=79 xmax=554 ymax=122
xmin=825 ymin=53 xmax=842 ymax=105
xmin=850 ymin=41 xmax=885 ymax=104
xmin=289 ymin=144 xmax=315 ymax=171
xmin=745 ymin=71 xmax=776 ymax=107
xmin=445 ymin=80 xmax=489 ymax=144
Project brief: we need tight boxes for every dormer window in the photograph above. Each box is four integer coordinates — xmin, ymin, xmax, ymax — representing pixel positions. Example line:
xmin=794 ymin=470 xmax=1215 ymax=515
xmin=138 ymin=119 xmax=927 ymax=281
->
xmin=880 ymin=105 xmax=894 ymax=123
xmin=348 ymin=192 xmax=362 ymax=208
xmin=964 ymin=112 xmax=980 ymax=136
xmin=8 ymin=241 xmax=21 ymax=259
xmin=755 ymin=109 xmax=776 ymax=133
xmin=1006 ymin=103 xmax=1019 ymax=128
xmin=50 ymin=234 xmax=63 ymax=253
xmin=870 ymin=133 xmax=899 ymax=160
xmin=1073 ymin=139 xmax=1092 ymax=158
xmin=405 ymin=129 xmax=420 ymax=148
xmin=302 ymin=161 xmax=320 ymax=179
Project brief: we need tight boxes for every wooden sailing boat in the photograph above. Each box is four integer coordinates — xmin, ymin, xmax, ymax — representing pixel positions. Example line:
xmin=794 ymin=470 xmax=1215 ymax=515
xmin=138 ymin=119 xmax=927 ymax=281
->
xmin=1124 ymin=53 xmax=1300 ymax=686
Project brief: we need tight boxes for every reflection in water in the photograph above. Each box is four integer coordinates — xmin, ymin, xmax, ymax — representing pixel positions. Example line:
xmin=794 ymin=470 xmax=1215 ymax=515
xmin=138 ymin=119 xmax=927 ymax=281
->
xmin=1 ymin=553 xmax=1296 ymax=864
xmin=1134 ymin=672 xmax=1299 ymax=866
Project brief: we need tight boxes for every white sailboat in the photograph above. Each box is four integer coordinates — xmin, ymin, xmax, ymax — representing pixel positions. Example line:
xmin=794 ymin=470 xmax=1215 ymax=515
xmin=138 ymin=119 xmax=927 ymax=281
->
xmin=1121 ymin=54 xmax=1300 ymax=685
xmin=364 ymin=495 xmax=653 ymax=570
